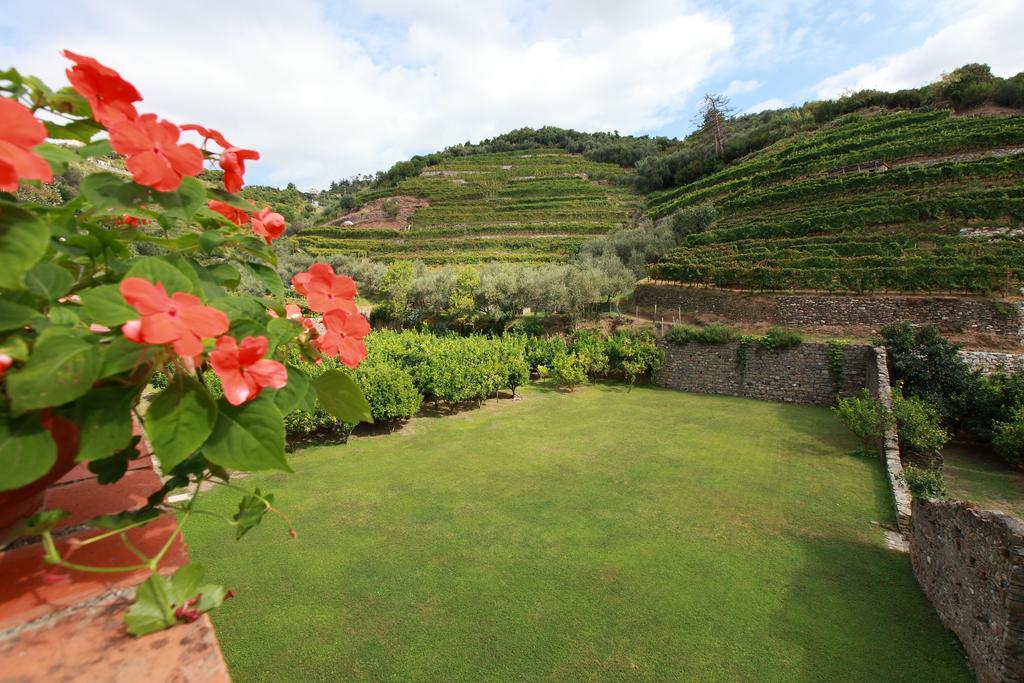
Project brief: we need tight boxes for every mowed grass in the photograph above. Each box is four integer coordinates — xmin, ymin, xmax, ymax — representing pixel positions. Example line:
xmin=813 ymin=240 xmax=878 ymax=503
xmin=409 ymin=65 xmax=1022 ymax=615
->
xmin=945 ymin=443 xmax=1024 ymax=518
xmin=186 ymin=384 xmax=969 ymax=682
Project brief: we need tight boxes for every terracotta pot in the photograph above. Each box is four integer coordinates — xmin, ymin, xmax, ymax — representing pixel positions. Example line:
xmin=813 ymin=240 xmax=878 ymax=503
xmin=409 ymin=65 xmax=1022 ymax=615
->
xmin=0 ymin=412 xmax=80 ymax=543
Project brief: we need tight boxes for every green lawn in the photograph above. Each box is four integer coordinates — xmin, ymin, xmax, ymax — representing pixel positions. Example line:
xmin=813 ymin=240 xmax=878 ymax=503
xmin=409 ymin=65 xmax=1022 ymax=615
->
xmin=945 ymin=443 xmax=1024 ymax=518
xmin=186 ymin=383 xmax=969 ymax=681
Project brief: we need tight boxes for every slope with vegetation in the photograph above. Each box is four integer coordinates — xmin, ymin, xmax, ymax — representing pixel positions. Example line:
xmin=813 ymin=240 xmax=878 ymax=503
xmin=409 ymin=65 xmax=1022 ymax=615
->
xmin=649 ymin=108 xmax=1024 ymax=293
xmin=294 ymin=150 xmax=640 ymax=264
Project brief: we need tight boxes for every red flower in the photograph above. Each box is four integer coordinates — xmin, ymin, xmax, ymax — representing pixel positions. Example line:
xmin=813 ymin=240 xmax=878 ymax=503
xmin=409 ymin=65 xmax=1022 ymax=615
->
xmin=62 ymin=50 xmax=141 ymax=125
xmin=315 ymin=309 xmax=370 ymax=368
xmin=181 ymin=123 xmax=259 ymax=193
xmin=251 ymin=207 xmax=286 ymax=244
xmin=116 ymin=214 xmax=150 ymax=228
xmin=108 ymin=114 xmax=203 ymax=192
xmin=208 ymin=200 xmax=249 ymax=225
xmin=291 ymin=263 xmax=358 ymax=314
xmin=174 ymin=594 xmax=202 ymax=624
xmin=180 ymin=123 xmax=231 ymax=149
xmin=0 ymin=353 xmax=12 ymax=376
xmin=119 ymin=277 xmax=229 ymax=358
xmin=0 ymin=99 xmax=53 ymax=192
xmin=220 ymin=147 xmax=260 ymax=193
xmin=209 ymin=336 xmax=287 ymax=405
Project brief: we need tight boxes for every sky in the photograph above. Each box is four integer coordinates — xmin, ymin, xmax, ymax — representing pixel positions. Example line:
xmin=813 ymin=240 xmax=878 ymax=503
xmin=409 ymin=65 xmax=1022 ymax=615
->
xmin=2 ymin=0 xmax=1022 ymax=190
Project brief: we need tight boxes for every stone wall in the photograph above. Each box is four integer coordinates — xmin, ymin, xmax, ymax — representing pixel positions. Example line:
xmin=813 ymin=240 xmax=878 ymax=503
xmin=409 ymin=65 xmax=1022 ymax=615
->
xmin=654 ymin=340 xmax=869 ymax=406
xmin=866 ymin=347 xmax=913 ymax=534
xmin=634 ymin=283 xmax=1024 ymax=337
xmin=910 ymin=498 xmax=1024 ymax=683
xmin=961 ymin=350 xmax=1024 ymax=375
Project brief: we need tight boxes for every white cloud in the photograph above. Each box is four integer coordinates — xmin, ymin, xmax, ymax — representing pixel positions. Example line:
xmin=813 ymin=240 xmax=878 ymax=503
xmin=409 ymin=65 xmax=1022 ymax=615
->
xmin=815 ymin=0 xmax=1024 ymax=98
xmin=724 ymin=79 xmax=761 ymax=96
xmin=0 ymin=0 xmax=734 ymax=188
xmin=745 ymin=98 xmax=787 ymax=114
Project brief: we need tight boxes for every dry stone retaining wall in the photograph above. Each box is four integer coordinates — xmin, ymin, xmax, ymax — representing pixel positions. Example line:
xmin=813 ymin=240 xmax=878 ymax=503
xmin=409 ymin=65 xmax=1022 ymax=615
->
xmin=910 ymin=498 xmax=1024 ymax=683
xmin=654 ymin=340 xmax=868 ymax=406
xmin=634 ymin=283 xmax=1024 ymax=337
xmin=866 ymin=347 xmax=912 ymax=534
xmin=961 ymin=350 xmax=1024 ymax=375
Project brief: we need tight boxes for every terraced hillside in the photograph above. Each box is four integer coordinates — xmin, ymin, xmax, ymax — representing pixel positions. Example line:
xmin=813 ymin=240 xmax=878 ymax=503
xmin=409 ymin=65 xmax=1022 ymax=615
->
xmin=648 ymin=109 xmax=1024 ymax=293
xmin=294 ymin=150 xmax=640 ymax=264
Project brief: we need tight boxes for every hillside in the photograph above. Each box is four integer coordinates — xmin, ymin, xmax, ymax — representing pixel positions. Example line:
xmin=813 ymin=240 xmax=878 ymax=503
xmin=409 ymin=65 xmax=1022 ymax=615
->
xmin=293 ymin=150 xmax=641 ymax=264
xmin=647 ymin=109 xmax=1024 ymax=293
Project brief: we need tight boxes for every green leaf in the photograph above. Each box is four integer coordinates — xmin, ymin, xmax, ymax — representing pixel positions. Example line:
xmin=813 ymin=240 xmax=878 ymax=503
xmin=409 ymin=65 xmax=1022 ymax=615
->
xmin=151 ymin=177 xmax=205 ymax=224
xmin=124 ymin=573 xmax=175 ymax=636
xmin=313 ymin=369 xmax=373 ymax=424
xmin=44 ymin=119 xmax=102 ymax=144
xmin=210 ymin=295 xmax=267 ymax=323
xmin=99 ymin=337 xmax=159 ymax=378
xmin=206 ymin=263 xmax=241 ymax=289
xmin=89 ymin=506 xmax=160 ymax=530
xmin=25 ymin=261 xmax=74 ymax=300
xmin=207 ymin=188 xmax=259 ymax=213
xmin=80 ymin=284 xmax=136 ymax=326
xmin=124 ymin=563 xmax=228 ymax=636
xmin=124 ymin=256 xmax=195 ymax=295
xmin=202 ymin=395 xmax=290 ymax=472
xmin=0 ymin=299 xmax=39 ymax=331
xmin=49 ymin=305 xmax=80 ymax=326
xmin=266 ymin=317 xmax=299 ymax=351
xmin=0 ymin=203 xmax=50 ymax=290
xmin=79 ymin=172 xmax=152 ymax=212
xmin=273 ymin=365 xmax=314 ymax=415
xmin=34 ymin=143 xmax=79 ymax=174
xmin=79 ymin=140 xmax=113 ymax=158
xmin=13 ymin=509 xmax=70 ymax=537
xmin=0 ymin=413 xmax=57 ymax=491
xmin=73 ymin=388 xmax=135 ymax=462
xmin=87 ymin=436 xmax=142 ymax=485
xmin=162 ymin=255 xmax=204 ymax=296
xmin=234 ymin=489 xmax=273 ymax=540
xmin=144 ymin=375 xmax=218 ymax=474
xmin=7 ymin=328 xmax=101 ymax=412
xmin=1 ymin=335 xmax=29 ymax=362
xmin=198 ymin=230 xmax=227 ymax=255
xmin=228 ymin=317 xmax=267 ymax=340
xmin=244 ymin=262 xmax=285 ymax=297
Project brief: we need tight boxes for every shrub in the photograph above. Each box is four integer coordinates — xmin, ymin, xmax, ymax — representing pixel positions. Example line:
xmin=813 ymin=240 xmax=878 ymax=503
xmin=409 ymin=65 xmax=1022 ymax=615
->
xmin=356 ymin=362 xmax=422 ymax=424
xmin=569 ymin=329 xmax=610 ymax=375
xmin=833 ymin=390 xmax=893 ymax=452
xmin=605 ymin=329 xmax=663 ymax=384
xmin=665 ymin=323 xmax=740 ymax=345
xmin=525 ymin=335 xmax=567 ymax=371
xmin=668 ymin=201 xmax=716 ymax=238
xmin=962 ymin=371 xmax=1024 ymax=444
xmin=283 ymin=407 xmax=355 ymax=444
xmin=758 ymin=327 xmax=803 ymax=351
xmin=892 ymin=386 xmax=949 ymax=453
xmin=881 ymin=322 xmax=973 ymax=426
xmin=498 ymin=335 xmax=531 ymax=397
xmin=381 ymin=198 xmax=400 ymax=218
xmin=902 ymin=465 xmax=948 ymax=500
xmin=993 ymin=406 xmax=1024 ymax=468
xmin=552 ymin=352 xmax=588 ymax=389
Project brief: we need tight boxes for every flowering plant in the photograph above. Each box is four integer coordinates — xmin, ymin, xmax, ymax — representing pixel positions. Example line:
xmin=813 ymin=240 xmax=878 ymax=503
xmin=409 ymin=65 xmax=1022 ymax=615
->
xmin=0 ymin=52 xmax=372 ymax=634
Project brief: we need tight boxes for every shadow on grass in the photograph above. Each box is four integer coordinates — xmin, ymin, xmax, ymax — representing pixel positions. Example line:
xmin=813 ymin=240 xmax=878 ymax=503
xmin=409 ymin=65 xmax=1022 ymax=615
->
xmin=767 ymin=533 xmax=971 ymax=682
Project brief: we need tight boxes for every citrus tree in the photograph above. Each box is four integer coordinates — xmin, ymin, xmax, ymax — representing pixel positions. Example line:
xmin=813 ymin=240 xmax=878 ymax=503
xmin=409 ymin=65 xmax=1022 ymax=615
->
xmin=0 ymin=51 xmax=373 ymax=635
